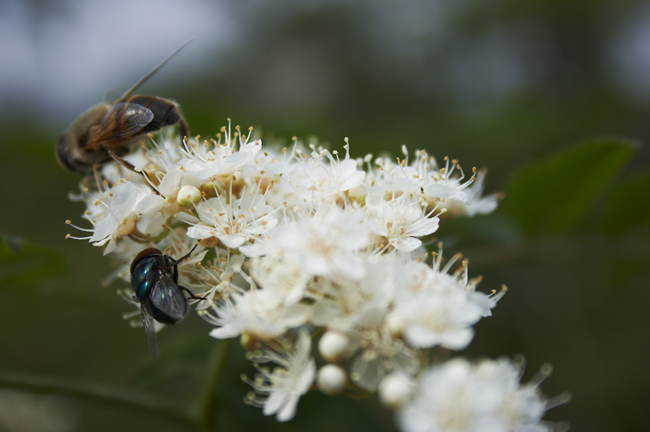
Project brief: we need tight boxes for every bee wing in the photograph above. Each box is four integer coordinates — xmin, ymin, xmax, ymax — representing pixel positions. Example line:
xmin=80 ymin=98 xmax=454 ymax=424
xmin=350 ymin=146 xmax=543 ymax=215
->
xmin=140 ymin=305 xmax=159 ymax=359
xmin=148 ymin=273 xmax=188 ymax=322
xmin=85 ymin=103 xmax=154 ymax=148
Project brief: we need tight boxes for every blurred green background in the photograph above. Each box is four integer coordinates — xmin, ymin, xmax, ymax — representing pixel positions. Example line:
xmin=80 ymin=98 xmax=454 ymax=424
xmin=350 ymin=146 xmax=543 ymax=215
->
xmin=1 ymin=0 xmax=650 ymax=431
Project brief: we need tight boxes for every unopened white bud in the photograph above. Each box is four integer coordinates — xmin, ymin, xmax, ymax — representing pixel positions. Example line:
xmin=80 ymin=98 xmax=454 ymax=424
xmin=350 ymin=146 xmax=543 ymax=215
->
xmin=386 ymin=312 xmax=406 ymax=338
xmin=318 ymin=330 xmax=350 ymax=363
xmin=378 ymin=372 xmax=415 ymax=409
xmin=317 ymin=364 xmax=347 ymax=395
xmin=177 ymin=185 xmax=201 ymax=208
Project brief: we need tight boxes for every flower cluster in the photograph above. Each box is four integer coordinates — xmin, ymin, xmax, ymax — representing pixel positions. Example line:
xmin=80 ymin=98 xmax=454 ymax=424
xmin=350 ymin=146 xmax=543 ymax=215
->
xmin=66 ymin=122 xmax=563 ymax=431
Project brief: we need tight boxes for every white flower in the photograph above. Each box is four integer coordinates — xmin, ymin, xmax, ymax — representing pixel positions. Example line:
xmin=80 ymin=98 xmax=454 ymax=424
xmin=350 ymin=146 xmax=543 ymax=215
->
xmin=261 ymin=206 xmax=371 ymax=280
xmin=76 ymin=182 xmax=164 ymax=254
xmin=392 ymin=289 xmax=484 ymax=350
xmin=397 ymin=358 xmax=553 ymax=432
xmin=150 ymin=166 xmax=198 ymax=200
xmin=310 ymin=258 xmax=395 ymax=331
xmin=245 ymin=331 xmax=316 ymax=422
xmin=367 ymin=194 xmax=440 ymax=252
xmin=250 ymin=252 xmax=310 ymax=306
xmin=285 ymin=141 xmax=365 ymax=203
xmin=391 ymin=249 xmax=501 ymax=350
xmin=246 ymin=145 xmax=295 ymax=177
xmin=307 ymin=257 xmax=420 ymax=391
xmin=372 ymin=148 xmax=483 ymax=206
xmin=176 ymin=126 xmax=262 ymax=180
xmin=64 ymin=118 xmax=536 ymax=428
xmin=444 ymin=169 xmax=499 ymax=217
xmin=349 ymin=333 xmax=420 ymax=391
xmin=206 ymin=289 xmax=309 ymax=340
xmin=187 ymin=194 xmax=278 ymax=249
xmin=189 ymin=253 xmax=247 ymax=311
xmin=413 ymin=153 xmax=474 ymax=203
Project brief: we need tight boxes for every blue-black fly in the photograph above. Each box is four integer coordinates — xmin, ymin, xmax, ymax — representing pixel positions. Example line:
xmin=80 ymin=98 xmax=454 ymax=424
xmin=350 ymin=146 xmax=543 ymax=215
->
xmin=130 ymin=244 xmax=203 ymax=358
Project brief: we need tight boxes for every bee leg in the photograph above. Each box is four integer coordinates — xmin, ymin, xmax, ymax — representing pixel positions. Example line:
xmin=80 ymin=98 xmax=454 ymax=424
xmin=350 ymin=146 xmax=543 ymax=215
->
xmin=179 ymin=285 xmax=207 ymax=301
xmin=178 ymin=115 xmax=189 ymax=146
xmin=93 ymin=164 xmax=105 ymax=192
xmin=108 ymin=150 xmax=163 ymax=197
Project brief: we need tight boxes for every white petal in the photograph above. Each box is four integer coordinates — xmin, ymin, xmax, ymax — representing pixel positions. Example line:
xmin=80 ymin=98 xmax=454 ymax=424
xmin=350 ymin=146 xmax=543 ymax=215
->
xmin=158 ymin=168 xmax=182 ymax=197
xmin=408 ymin=218 xmax=439 ymax=237
xmin=239 ymin=244 xmax=266 ymax=258
xmin=392 ymin=237 xmax=422 ymax=253
xmin=340 ymin=170 xmax=365 ymax=191
xmin=187 ymin=225 xmax=215 ymax=239
xmin=218 ymin=234 xmax=247 ymax=249
xmin=449 ymin=191 xmax=470 ymax=204
xmin=209 ymin=326 xmax=241 ymax=339
xmin=439 ymin=327 xmax=475 ymax=350
xmin=423 ymin=184 xmax=453 ymax=198
xmin=331 ymin=255 xmax=366 ymax=280
xmin=247 ymin=214 xmax=279 ymax=235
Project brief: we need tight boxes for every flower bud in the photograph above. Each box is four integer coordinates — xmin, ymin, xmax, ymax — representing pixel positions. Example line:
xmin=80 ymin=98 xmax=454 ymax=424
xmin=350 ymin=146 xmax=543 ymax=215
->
xmin=177 ymin=185 xmax=201 ymax=208
xmin=240 ymin=332 xmax=260 ymax=351
xmin=378 ymin=372 xmax=415 ymax=409
xmin=317 ymin=364 xmax=347 ymax=395
xmin=318 ymin=330 xmax=350 ymax=363
xmin=386 ymin=311 xmax=406 ymax=338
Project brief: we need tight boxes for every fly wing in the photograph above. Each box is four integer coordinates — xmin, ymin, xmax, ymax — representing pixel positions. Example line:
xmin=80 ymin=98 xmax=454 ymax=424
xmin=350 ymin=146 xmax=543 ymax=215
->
xmin=148 ymin=272 xmax=188 ymax=323
xmin=85 ymin=103 xmax=153 ymax=148
xmin=140 ymin=306 xmax=159 ymax=359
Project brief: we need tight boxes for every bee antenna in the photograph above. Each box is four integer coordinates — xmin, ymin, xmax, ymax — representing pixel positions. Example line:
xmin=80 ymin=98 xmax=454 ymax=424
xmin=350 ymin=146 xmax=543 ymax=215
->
xmin=119 ymin=38 xmax=192 ymax=100
xmin=103 ymin=88 xmax=119 ymax=104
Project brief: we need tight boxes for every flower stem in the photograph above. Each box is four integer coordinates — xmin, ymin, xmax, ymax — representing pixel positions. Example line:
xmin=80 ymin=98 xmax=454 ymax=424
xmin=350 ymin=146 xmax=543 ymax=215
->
xmin=0 ymin=340 xmax=231 ymax=431
xmin=0 ymin=371 xmax=192 ymax=426
xmin=192 ymin=339 xmax=232 ymax=430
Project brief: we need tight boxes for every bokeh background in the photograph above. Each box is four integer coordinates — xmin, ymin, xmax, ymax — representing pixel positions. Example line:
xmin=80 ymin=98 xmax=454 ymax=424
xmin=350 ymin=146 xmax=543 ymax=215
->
xmin=1 ymin=0 xmax=650 ymax=431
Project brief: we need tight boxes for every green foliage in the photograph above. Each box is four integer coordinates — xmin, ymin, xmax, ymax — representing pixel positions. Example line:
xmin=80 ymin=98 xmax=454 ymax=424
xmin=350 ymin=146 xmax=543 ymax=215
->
xmin=0 ymin=233 xmax=67 ymax=286
xmin=506 ymin=139 xmax=637 ymax=238
xmin=600 ymin=172 xmax=650 ymax=235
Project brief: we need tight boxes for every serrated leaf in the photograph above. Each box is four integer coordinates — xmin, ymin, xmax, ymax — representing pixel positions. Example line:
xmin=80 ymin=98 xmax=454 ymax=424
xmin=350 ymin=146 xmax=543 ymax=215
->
xmin=0 ymin=234 xmax=67 ymax=285
xmin=600 ymin=171 xmax=650 ymax=234
xmin=506 ymin=139 xmax=636 ymax=237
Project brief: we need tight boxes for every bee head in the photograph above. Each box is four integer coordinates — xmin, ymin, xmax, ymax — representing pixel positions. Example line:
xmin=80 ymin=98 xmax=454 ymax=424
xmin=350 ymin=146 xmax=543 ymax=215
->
xmin=55 ymin=133 xmax=77 ymax=172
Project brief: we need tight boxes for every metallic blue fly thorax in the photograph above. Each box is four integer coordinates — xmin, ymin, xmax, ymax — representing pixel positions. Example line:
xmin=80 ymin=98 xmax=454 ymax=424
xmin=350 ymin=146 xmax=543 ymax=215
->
xmin=131 ymin=256 xmax=161 ymax=299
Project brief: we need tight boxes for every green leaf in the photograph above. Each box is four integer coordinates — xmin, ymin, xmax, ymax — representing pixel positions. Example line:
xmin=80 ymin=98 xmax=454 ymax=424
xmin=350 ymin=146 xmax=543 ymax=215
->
xmin=600 ymin=171 xmax=650 ymax=234
xmin=0 ymin=234 xmax=67 ymax=285
xmin=506 ymin=139 xmax=636 ymax=237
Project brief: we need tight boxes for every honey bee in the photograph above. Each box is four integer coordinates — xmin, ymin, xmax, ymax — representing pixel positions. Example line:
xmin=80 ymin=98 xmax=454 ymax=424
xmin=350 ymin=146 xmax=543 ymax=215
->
xmin=55 ymin=41 xmax=191 ymax=186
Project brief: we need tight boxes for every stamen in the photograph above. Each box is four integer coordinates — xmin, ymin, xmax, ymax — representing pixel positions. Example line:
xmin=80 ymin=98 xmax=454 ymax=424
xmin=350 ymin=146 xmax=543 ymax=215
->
xmin=65 ymin=234 xmax=92 ymax=240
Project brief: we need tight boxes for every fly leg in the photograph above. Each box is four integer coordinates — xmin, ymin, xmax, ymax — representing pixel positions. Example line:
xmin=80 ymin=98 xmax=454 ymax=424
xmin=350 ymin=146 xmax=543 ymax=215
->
xmin=168 ymin=243 xmax=199 ymax=283
xmin=175 ymin=243 xmax=199 ymax=264
xmin=179 ymin=285 xmax=207 ymax=301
